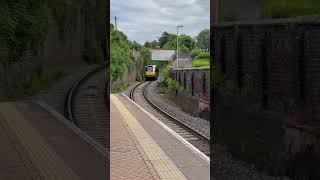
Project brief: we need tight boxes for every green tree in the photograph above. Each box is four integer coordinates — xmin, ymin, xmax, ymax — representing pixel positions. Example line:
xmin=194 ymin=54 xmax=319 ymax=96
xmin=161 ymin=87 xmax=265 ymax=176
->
xmin=196 ymin=29 xmax=210 ymax=52
xmin=110 ymin=28 xmax=132 ymax=80
xmin=150 ymin=40 xmax=159 ymax=49
xmin=158 ymin=32 xmax=176 ymax=48
xmin=179 ymin=35 xmax=196 ymax=52
xmin=162 ymin=34 xmax=196 ymax=53
xmin=144 ymin=41 xmax=151 ymax=48
xmin=111 ymin=27 xmax=151 ymax=81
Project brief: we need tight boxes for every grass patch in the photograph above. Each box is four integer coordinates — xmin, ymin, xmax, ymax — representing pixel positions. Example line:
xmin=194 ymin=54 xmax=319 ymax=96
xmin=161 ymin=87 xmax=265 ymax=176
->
xmin=262 ymin=0 xmax=320 ymax=18
xmin=1 ymin=66 xmax=66 ymax=100
xmin=192 ymin=59 xmax=210 ymax=68
xmin=111 ymin=82 xmax=130 ymax=93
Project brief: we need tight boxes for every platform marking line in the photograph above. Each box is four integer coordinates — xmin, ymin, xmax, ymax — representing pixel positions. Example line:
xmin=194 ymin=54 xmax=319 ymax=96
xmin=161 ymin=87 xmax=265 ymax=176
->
xmin=0 ymin=103 xmax=80 ymax=180
xmin=111 ymin=94 xmax=186 ymax=180
xmin=121 ymin=93 xmax=210 ymax=164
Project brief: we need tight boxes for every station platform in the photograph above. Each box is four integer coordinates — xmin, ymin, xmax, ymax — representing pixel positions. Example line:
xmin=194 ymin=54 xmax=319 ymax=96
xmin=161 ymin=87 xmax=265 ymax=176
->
xmin=0 ymin=101 xmax=107 ymax=180
xmin=110 ymin=94 xmax=209 ymax=180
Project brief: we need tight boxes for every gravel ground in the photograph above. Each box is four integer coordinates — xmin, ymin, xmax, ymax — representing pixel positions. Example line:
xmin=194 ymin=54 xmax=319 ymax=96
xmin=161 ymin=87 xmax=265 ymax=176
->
xmin=212 ymin=150 xmax=291 ymax=180
xmin=145 ymin=81 xmax=210 ymax=139
xmin=121 ymin=81 xmax=142 ymax=97
xmin=24 ymin=65 xmax=100 ymax=115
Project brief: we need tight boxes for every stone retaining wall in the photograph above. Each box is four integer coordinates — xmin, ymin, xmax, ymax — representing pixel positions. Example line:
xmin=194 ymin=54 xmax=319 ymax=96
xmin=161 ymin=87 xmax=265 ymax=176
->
xmin=213 ymin=18 xmax=320 ymax=178
xmin=170 ymin=68 xmax=210 ymax=121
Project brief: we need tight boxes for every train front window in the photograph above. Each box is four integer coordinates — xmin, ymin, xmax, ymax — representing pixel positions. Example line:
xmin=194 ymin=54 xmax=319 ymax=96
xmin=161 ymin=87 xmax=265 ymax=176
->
xmin=147 ymin=66 xmax=153 ymax=72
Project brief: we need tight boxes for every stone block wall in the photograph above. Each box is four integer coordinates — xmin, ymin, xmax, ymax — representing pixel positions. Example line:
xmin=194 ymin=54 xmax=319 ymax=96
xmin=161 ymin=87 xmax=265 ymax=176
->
xmin=212 ymin=18 xmax=320 ymax=178
xmin=170 ymin=68 xmax=210 ymax=120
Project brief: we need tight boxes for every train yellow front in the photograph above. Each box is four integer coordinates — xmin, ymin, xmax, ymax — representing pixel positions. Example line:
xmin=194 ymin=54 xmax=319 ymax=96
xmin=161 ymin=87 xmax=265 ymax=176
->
xmin=144 ymin=65 xmax=158 ymax=81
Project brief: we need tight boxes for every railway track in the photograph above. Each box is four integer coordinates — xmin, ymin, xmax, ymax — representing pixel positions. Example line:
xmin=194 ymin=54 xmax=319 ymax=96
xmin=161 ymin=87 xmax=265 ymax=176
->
xmin=130 ymin=81 xmax=210 ymax=156
xmin=65 ymin=64 xmax=108 ymax=148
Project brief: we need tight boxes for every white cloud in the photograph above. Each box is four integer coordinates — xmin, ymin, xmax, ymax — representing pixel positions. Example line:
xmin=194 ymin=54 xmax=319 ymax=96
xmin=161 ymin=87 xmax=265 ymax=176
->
xmin=110 ymin=0 xmax=210 ymax=44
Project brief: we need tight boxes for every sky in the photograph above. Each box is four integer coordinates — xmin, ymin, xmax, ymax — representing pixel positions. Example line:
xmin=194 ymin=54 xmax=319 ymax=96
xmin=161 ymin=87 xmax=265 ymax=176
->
xmin=110 ymin=0 xmax=210 ymax=44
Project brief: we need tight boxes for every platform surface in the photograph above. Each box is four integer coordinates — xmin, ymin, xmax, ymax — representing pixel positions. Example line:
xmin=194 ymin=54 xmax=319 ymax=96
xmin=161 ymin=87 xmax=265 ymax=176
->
xmin=110 ymin=94 xmax=209 ymax=180
xmin=0 ymin=102 xmax=107 ymax=180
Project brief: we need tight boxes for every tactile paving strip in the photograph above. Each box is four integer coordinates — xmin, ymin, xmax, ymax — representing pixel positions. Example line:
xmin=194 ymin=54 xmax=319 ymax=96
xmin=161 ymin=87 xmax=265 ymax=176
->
xmin=111 ymin=94 xmax=186 ymax=180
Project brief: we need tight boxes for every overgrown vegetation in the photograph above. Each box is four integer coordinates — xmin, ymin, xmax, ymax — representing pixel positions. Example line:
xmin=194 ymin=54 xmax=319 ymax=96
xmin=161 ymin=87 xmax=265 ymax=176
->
xmin=111 ymin=82 xmax=130 ymax=93
xmin=192 ymin=59 xmax=210 ymax=68
xmin=212 ymin=65 xmax=290 ymax=175
xmin=110 ymin=24 xmax=151 ymax=82
xmin=192 ymin=52 xmax=210 ymax=68
xmin=262 ymin=0 xmax=320 ymax=18
xmin=0 ymin=67 xmax=65 ymax=100
xmin=145 ymin=28 xmax=209 ymax=54
xmin=158 ymin=63 xmax=182 ymax=92
xmin=0 ymin=0 xmax=107 ymax=99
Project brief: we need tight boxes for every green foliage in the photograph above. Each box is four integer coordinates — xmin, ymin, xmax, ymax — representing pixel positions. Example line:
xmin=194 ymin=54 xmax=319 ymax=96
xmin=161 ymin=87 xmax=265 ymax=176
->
xmin=162 ymin=34 xmax=196 ymax=53
xmin=111 ymin=82 xmax=129 ymax=93
xmin=178 ymin=35 xmax=196 ymax=53
xmin=165 ymin=78 xmax=183 ymax=91
xmin=0 ymin=0 xmax=107 ymax=99
xmin=159 ymin=63 xmax=182 ymax=92
xmin=144 ymin=41 xmax=151 ymax=48
xmin=4 ymin=67 xmax=65 ymax=99
xmin=0 ymin=1 xmax=50 ymax=64
xmin=110 ymin=26 xmax=151 ymax=81
xmin=158 ymin=32 xmax=176 ymax=48
xmin=179 ymin=45 xmax=189 ymax=53
xmin=262 ymin=0 xmax=320 ymax=18
xmin=150 ymin=40 xmax=159 ymax=49
xmin=190 ymin=49 xmax=202 ymax=59
xmin=192 ymin=52 xmax=210 ymax=68
xmin=195 ymin=52 xmax=210 ymax=59
xmin=196 ymin=29 xmax=210 ymax=52
xmin=192 ymin=59 xmax=210 ymax=68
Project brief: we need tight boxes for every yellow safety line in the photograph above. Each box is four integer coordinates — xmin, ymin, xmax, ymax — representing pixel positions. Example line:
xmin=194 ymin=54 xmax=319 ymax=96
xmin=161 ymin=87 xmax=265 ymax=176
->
xmin=0 ymin=103 xmax=80 ymax=180
xmin=111 ymin=94 xmax=186 ymax=180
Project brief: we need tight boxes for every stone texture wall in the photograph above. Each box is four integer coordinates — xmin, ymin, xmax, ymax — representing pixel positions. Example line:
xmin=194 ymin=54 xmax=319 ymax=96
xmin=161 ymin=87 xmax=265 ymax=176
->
xmin=170 ymin=68 xmax=210 ymax=120
xmin=213 ymin=18 xmax=320 ymax=178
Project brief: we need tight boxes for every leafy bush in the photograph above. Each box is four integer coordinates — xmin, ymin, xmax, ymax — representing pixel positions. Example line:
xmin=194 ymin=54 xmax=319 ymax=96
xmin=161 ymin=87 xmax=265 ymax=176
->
xmin=262 ymin=0 xmax=320 ymax=18
xmin=158 ymin=63 xmax=183 ymax=92
xmin=162 ymin=34 xmax=196 ymax=53
xmin=4 ymin=67 xmax=65 ymax=99
xmin=192 ymin=59 xmax=210 ymax=68
xmin=112 ymin=82 xmax=129 ymax=93
xmin=110 ymin=25 xmax=151 ymax=82
xmin=190 ymin=49 xmax=202 ymax=59
xmin=165 ymin=78 xmax=183 ymax=91
xmin=195 ymin=52 xmax=210 ymax=60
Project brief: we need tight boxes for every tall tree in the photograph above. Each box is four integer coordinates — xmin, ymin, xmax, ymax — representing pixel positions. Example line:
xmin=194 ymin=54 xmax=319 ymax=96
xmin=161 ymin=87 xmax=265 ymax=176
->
xmin=150 ymin=40 xmax=159 ymax=49
xmin=144 ymin=41 xmax=151 ymax=48
xmin=158 ymin=32 xmax=176 ymax=48
xmin=162 ymin=34 xmax=196 ymax=53
xmin=196 ymin=29 xmax=210 ymax=52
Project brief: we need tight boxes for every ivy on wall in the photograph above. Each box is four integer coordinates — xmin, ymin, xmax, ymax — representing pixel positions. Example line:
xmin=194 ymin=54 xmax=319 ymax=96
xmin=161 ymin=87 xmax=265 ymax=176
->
xmin=110 ymin=25 xmax=151 ymax=81
xmin=0 ymin=0 xmax=108 ymax=99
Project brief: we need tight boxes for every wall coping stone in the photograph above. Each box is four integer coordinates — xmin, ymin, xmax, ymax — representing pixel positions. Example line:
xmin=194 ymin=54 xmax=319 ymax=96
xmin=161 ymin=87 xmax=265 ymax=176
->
xmin=173 ymin=67 xmax=210 ymax=71
xmin=214 ymin=17 xmax=320 ymax=28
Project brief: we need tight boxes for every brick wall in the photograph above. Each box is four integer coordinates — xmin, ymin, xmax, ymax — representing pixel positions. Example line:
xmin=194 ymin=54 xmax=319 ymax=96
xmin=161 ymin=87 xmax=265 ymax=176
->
xmin=170 ymin=68 xmax=210 ymax=120
xmin=213 ymin=18 xmax=320 ymax=178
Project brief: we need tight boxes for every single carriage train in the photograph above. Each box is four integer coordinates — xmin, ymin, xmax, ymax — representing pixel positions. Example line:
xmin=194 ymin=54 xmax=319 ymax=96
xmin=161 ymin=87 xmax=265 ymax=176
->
xmin=144 ymin=65 xmax=158 ymax=81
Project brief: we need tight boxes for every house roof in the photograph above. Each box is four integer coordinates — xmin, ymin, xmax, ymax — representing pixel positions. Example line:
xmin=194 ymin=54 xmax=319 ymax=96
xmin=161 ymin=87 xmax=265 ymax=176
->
xmin=151 ymin=50 xmax=175 ymax=61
